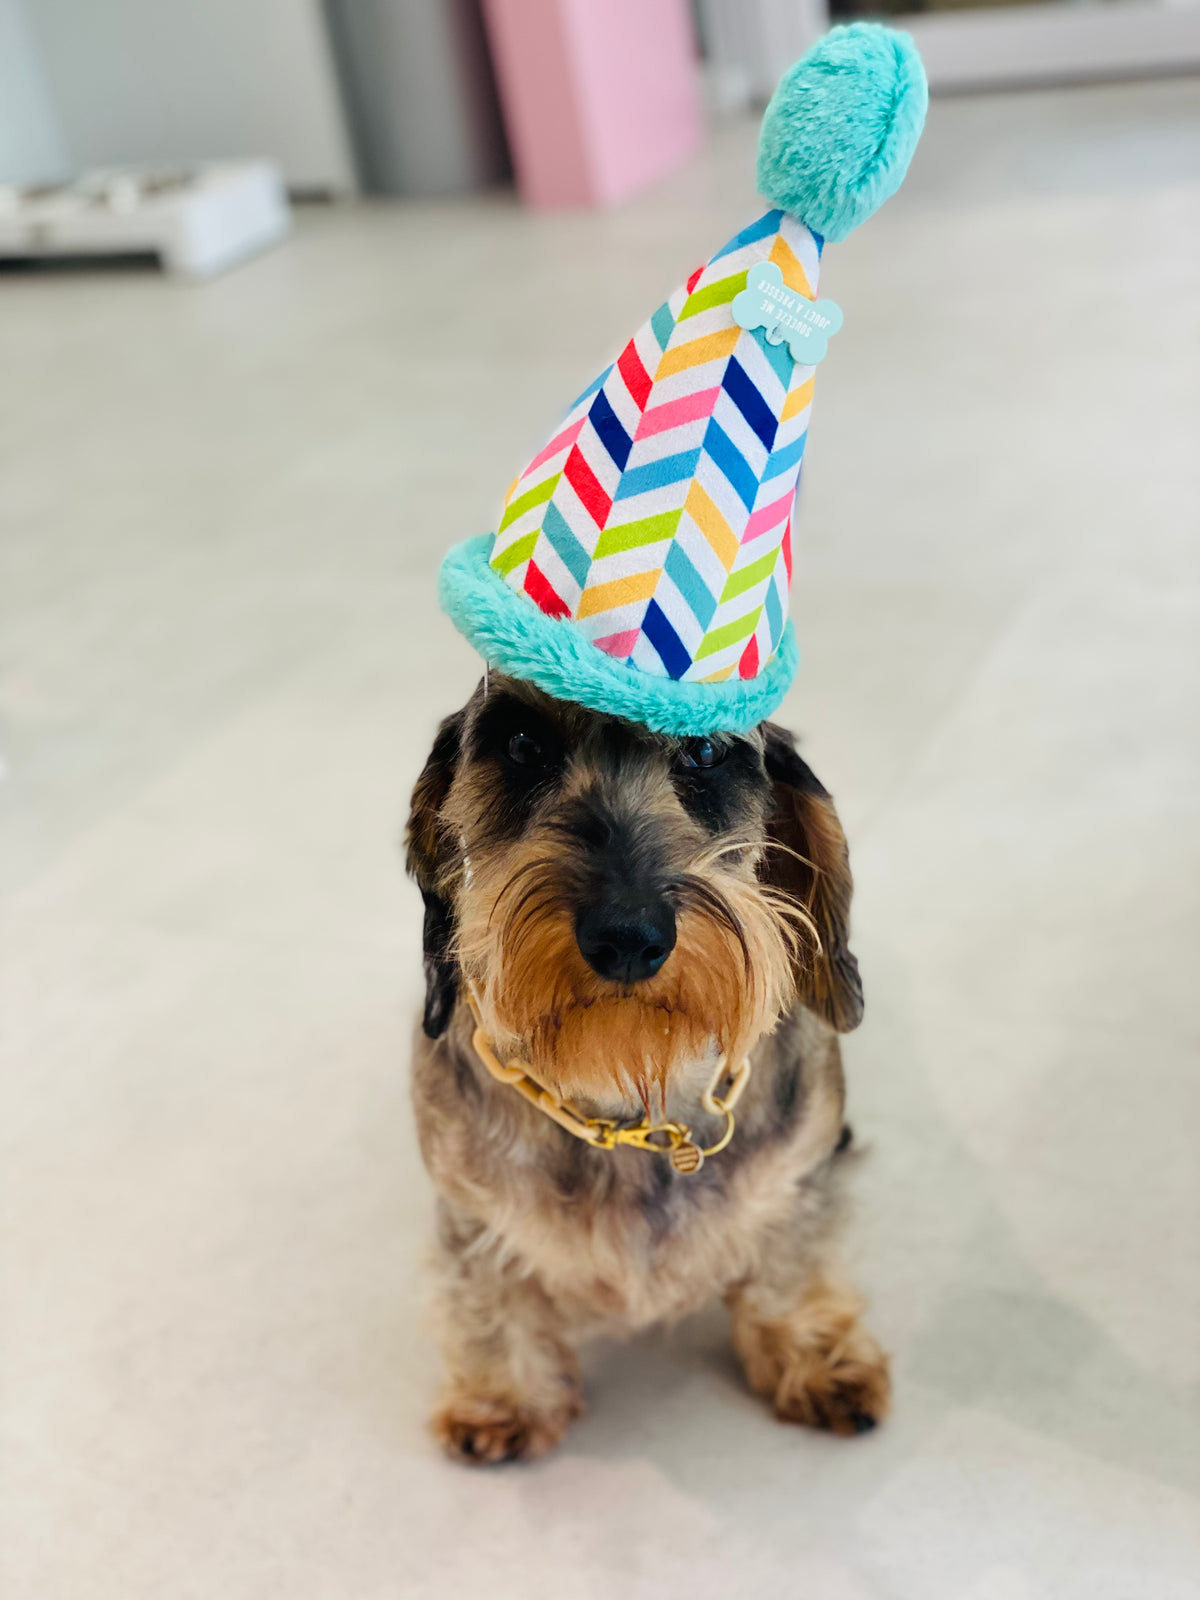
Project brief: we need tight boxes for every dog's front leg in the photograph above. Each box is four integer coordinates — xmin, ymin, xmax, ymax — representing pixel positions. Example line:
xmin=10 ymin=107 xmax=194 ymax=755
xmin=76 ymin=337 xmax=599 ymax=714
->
xmin=727 ymin=1237 xmax=891 ymax=1437
xmin=429 ymin=1201 xmax=583 ymax=1465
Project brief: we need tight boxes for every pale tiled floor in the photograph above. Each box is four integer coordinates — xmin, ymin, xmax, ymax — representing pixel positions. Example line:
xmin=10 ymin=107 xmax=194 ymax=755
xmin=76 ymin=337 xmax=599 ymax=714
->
xmin=2 ymin=79 xmax=1199 ymax=1600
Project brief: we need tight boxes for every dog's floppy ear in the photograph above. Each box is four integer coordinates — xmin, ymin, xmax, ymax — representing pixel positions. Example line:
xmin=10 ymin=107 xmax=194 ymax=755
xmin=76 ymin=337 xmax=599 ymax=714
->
xmin=405 ymin=711 xmax=464 ymax=1039
xmin=760 ymin=722 xmax=863 ymax=1033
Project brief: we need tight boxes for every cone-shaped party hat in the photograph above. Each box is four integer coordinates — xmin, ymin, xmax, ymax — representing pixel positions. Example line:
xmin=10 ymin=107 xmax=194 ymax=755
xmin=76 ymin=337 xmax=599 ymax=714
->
xmin=440 ymin=24 xmax=927 ymax=735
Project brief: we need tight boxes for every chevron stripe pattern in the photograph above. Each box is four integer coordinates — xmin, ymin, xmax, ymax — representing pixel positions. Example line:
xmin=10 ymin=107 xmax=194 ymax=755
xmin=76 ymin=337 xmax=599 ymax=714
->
xmin=489 ymin=210 xmax=821 ymax=684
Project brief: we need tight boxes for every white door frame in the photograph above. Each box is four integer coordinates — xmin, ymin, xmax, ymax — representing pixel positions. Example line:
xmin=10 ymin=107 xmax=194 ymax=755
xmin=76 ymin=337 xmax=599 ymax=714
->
xmin=697 ymin=0 xmax=1200 ymax=100
xmin=900 ymin=0 xmax=1200 ymax=92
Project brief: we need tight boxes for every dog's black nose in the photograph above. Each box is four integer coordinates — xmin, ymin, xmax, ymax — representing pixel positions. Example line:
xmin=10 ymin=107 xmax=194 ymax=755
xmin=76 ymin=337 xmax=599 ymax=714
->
xmin=575 ymin=901 xmax=676 ymax=984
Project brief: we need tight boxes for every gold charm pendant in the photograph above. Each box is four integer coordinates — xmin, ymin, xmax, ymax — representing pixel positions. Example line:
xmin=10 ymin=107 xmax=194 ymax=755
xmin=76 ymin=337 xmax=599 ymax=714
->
xmin=669 ymin=1141 xmax=704 ymax=1175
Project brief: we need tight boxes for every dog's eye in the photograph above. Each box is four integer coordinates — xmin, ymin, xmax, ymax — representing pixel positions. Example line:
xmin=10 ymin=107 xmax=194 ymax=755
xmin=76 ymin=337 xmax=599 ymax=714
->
xmin=675 ymin=737 xmax=725 ymax=771
xmin=506 ymin=732 xmax=546 ymax=767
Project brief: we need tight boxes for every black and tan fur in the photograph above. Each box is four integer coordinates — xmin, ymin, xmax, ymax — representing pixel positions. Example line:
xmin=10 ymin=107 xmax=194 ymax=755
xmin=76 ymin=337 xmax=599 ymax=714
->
xmin=406 ymin=673 xmax=888 ymax=1463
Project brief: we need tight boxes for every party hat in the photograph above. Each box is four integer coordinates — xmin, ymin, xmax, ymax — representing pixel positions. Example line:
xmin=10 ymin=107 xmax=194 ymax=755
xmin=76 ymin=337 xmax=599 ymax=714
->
xmin=440 ymin=24 xmax=926 ymax=735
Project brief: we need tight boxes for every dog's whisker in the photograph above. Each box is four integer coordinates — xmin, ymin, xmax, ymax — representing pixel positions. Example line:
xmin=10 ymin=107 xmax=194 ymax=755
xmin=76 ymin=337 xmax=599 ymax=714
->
xmin=758 ymin=837 xmax=820 ymax=874
xmin=691 ymin=834 xmax=760 ymax=867
xmin=759 ymin=885 xmax=822 ymax=951
xmin=483 ymin=855 xmax=565 ymax=937
xmin=669 ymin=874 xmax=753 ymax=975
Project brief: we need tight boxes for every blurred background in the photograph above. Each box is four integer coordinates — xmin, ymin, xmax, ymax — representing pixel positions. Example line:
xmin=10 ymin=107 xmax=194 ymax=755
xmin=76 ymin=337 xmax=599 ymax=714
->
xmin=4 ymin=0 xmax=1200 ymax=201
xmin=2 ymin=4 xmax=1198 ymax=1599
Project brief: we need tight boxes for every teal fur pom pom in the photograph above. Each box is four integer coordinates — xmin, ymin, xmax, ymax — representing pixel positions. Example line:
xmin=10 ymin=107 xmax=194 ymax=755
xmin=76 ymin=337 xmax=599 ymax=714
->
xmin=439 ymin=536 xmax=799 ymax=737
xmin=756 ymin=23 xmax=927 ymax=243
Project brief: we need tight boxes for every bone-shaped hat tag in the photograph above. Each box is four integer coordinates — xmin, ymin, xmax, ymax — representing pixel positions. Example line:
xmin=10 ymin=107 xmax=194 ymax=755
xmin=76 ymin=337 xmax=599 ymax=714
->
xmin=732 ymin=262 xmax=843 ymax=365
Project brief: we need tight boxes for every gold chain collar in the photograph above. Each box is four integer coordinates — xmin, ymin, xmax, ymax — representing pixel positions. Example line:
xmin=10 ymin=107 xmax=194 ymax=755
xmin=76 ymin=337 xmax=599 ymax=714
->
xmin=464 ymin=987 xmax=751 ymax=1175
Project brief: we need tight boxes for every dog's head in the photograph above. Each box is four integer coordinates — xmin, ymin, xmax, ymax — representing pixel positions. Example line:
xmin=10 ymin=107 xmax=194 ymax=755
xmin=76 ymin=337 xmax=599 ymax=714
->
xmin=406 ymin=674 xmax=862 ymax=1102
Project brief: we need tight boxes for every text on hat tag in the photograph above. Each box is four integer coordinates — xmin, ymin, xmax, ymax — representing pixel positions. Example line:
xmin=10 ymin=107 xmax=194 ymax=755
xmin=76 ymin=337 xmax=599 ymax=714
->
xmin=732 ymin=261 xmax=843 ymax=365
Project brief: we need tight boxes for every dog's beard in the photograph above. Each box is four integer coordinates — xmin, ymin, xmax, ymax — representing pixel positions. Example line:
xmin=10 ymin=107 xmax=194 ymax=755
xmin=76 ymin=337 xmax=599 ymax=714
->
xmin=455 ymin=847 xmax=803 ymax=1105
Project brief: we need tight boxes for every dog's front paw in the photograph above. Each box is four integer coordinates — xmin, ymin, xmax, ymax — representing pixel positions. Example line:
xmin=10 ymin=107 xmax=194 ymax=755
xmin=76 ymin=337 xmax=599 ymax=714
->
xmin=732 ymin=1280 xmax=891 ymax=1437
xmin=433 ymin=1387 xmax=582 ymax=1466
xmin=770 ymin=1325 xmax=890 ymax=1435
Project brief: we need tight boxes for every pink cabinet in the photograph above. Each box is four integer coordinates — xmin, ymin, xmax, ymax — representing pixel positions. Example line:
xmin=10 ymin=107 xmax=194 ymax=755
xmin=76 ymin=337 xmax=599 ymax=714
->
xmin=482 ymin=0 xmax=703 ymax=208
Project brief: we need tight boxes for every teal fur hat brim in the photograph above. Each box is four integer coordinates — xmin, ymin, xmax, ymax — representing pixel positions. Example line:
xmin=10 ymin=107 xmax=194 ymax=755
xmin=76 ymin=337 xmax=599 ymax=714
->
xmin=440 ymin=535 xmax=799 ymax=737
xmin=756 ymin=23 xmax=927 ymax=243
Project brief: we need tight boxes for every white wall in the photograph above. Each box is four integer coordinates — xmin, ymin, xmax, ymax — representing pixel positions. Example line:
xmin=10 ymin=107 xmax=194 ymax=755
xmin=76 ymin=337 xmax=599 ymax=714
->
xmin=25 ymin=0 xmax=356 ymax=191
xmin=695 ymin=0 xmax=828 ymax=109
xmin=0 ymin=0 xmax=68 ymax=184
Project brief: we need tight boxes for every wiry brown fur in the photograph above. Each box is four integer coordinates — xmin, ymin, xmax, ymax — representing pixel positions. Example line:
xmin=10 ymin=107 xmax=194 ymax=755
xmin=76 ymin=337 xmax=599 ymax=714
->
xmin=406 ymin=674 xmax=887 ymax=1462
xmin=453 ymin=816 xmax=799 ymax=1105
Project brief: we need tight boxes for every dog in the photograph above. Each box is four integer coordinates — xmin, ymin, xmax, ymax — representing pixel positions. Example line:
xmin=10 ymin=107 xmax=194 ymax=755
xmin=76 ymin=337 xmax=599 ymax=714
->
xmin=405 ymin=671 xmax=889 ymax=1463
